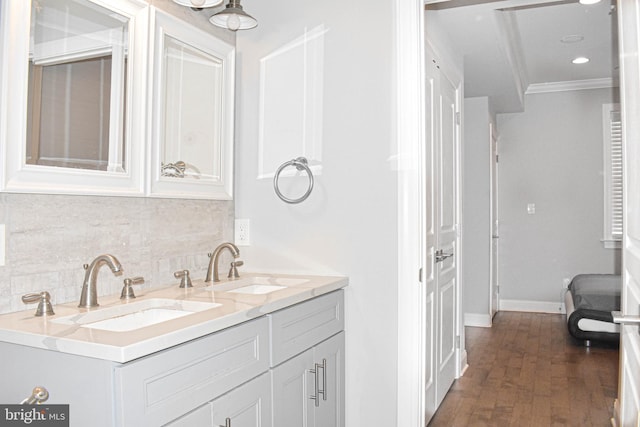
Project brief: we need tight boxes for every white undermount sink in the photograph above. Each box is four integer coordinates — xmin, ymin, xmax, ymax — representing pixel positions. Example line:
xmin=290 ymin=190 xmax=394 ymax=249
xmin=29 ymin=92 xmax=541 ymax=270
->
xmin=227 ymin=284 xmax=287 ymax=295
xmin=206 ymin=276 xmax=309 ymax=295
xmin=51 ymin=298 xmax=221 ymax=332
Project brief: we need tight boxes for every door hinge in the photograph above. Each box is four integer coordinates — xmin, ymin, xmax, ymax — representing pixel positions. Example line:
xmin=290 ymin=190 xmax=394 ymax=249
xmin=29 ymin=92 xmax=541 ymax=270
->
xmin=456 ymin=335 xmax=461 ymax=349
xmin=496 ymin=154 xmax=499 ymax=163
xmin=456 ymin=112 xmax=461 ymax=125
xmin=419 ymin=267 xmax=423 ymax=283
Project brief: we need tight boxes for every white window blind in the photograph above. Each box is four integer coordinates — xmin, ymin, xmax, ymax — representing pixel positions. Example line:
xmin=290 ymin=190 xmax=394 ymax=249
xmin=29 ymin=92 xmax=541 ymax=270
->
xmin=603 ymin=104 xmax=623 ymax=246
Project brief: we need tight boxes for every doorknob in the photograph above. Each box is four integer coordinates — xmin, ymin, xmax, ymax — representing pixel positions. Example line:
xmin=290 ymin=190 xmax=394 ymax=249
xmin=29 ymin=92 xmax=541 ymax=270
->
xmin=612 ymin=311 xmax=640 ymax=324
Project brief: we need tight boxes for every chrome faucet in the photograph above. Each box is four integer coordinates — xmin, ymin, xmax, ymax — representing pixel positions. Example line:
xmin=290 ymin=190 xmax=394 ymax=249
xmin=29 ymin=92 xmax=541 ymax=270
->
xmin=78 ymin=254 xmax=122 ymax=308
xmin=205 ymin=242 xmax=240 ymax=282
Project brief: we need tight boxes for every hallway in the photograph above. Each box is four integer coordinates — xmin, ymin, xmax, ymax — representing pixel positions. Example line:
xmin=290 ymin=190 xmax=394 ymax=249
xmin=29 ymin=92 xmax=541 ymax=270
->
xmin=428 ymin=312 xmax=619 ymax=426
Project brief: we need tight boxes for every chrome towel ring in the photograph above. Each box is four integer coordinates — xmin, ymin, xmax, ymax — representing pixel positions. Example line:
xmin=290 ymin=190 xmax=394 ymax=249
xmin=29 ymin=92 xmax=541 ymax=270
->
xmin=273 ymin=157 xmax=314 ymax=204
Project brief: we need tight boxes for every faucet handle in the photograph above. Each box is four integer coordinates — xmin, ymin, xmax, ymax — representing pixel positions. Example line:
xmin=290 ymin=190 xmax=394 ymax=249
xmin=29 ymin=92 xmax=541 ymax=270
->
xmin=227 ymin=260 xmax=244 ymax=279
xmin=121 ymin=276 xmax=144 ymax=300
xmin=22 ymin=291 xmax=55 ymax=317
xmin=174 ymin=270 xmax=193 ymax=288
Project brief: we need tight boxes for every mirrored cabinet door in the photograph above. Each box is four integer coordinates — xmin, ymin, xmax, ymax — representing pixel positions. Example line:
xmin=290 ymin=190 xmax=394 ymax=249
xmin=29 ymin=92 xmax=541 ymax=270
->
xmin=0 ymin=0 xmax=147 ymax=195
xmin=148 ymin=8 xmax=235 ymax=200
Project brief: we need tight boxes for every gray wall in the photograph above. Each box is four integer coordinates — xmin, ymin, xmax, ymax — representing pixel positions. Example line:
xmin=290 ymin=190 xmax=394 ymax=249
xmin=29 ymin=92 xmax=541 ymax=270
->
xmin=462 ymin=97 xmax=492 ymax=320
xmin=496 ymin=88 xmax=621 ymax=308
xmin=234 ymin=0 xmax=398 ymax=425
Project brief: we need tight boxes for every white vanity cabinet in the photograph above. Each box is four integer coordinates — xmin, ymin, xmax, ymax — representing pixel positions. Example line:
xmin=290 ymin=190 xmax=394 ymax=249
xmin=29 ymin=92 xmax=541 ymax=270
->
xmin=0 ymin=290 xmax=345 ymax=427
xmin=269 ymin=290 xmax=345 ymax=427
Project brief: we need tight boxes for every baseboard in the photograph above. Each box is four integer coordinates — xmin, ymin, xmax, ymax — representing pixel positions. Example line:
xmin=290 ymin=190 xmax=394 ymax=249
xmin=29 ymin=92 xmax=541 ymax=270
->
xmin=458 ymin=349 xmax=468 ymax=378
xmin=500 ymin=299 xmax=565 ymax=314
xmin=464 ymin=313 xmax=492 ymax=327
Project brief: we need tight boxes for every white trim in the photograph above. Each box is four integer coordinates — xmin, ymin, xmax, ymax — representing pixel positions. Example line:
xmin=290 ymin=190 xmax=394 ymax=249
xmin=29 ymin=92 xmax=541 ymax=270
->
xmin=464 ymin=313 xmax=492 ymax=328
xmin=602 ymin=239 xmax=623 ymax=249
xmin=500 ymin=299 xmax=565 ymax=314
xmin=494 ymin=10 xmax=527 ymax=108
xmin=396 ymin=0 xmax=425 ymax=426
xmin=526 ymin=78 xmax=617 ymax=94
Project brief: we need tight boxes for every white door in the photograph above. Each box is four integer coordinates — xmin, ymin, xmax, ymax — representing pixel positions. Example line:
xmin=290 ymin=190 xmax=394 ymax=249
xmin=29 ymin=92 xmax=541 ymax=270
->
xmin=489 ymin=125 xmax=499 ymax=320
xmin=613 ymin=1 xmax=640 ymax=425
xmin=423 ymin=46 xmax=461 ymax=419
xmin=435 ymin=61 xmax=459 ymax=407
xmin=423 ymin=50 xmax=438 ymax=422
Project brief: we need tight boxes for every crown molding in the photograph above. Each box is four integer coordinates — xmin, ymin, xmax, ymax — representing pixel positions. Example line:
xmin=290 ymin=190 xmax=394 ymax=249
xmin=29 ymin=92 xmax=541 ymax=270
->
xmin=526 ymin=77 xmax=618 ymax=94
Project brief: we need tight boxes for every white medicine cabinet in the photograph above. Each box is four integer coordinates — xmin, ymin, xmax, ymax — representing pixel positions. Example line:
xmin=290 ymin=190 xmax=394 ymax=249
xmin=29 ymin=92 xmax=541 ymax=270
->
xmin=0 ymin=0 xmax=148 ymax=196
xmin=148 ymin=9 xmax=235 ymax=200
xmin=0 ymin=1 xmax=235 ymax=200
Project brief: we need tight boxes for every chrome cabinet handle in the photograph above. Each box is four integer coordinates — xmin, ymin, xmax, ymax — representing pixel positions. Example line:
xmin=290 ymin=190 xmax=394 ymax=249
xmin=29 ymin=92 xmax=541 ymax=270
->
xmin=319 ymin=358 xmax=327 ymax=401
xmin=612 ymin=311 xmax=640 ymax=324
xmin=219 ymin=418 xmax=231 ymax=427
xmin=309 ymin=358 xmax=327 ymax=407
xmin=435 ymin=249 xmax=454 ymax=263
xmin=309 ymin=364 xmax=320 ymax=407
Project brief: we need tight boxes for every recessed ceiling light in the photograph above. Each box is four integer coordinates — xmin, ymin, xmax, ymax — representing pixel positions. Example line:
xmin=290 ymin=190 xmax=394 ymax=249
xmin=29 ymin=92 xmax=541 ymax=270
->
xmin=572 ymin=57 xmax=590 ymax=64
xmin=561 ymin=35 xmax=584 ymax=44
xmin=579 ymin=0 xmax=601 ymax=4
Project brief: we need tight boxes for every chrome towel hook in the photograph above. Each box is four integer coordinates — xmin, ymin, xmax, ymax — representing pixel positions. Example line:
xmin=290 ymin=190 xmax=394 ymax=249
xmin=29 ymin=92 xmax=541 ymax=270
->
xmin=273 ymin=157 xmax=314 ymax=204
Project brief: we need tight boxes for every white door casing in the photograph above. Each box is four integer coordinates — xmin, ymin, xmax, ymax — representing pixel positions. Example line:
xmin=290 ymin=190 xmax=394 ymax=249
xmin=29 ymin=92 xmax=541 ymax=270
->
xmin=614 ymin=0 xmax=640 ymax=425
xmin=490 ymin=124 xmax=499 ymax=320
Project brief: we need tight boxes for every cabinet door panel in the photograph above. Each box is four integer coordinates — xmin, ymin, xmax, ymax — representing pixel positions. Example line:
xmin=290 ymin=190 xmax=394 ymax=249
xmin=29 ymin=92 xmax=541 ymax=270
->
xmin=212 ymin=373 xmax=272 ymax=427
xmin=269 ymin=290 xmax=344 ymax=366
xmin=114 ymin=317 xmax=269 ymax=427
xmin=271 ymin=348 xmax=315 ymax=427
xmin=166 ymin=404 xmax=213 ymax=427
xmin=314 ymin=332 xmax=345 ymax=427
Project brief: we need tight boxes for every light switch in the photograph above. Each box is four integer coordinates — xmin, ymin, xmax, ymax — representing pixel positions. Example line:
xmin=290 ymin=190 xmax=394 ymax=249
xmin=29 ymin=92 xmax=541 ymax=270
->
xmin=527 ymin=203 xmax=536 ymax=214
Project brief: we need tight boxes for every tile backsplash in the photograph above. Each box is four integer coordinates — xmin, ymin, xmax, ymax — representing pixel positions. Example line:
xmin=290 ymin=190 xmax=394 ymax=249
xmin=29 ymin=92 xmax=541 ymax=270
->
xmin=0 ymin=193 xmax=233 ymax=314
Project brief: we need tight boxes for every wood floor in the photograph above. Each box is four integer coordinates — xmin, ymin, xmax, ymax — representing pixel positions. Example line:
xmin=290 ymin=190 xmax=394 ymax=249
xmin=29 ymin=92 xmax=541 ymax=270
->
xmin=428 ymin=312 xmax=619 ymax=426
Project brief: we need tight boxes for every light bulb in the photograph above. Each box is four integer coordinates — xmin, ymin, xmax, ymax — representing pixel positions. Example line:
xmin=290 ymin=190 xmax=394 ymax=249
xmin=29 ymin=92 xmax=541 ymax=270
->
xmin=227 ymin=14 xmax=241 ymax=31
xmin=572 ymin=56 xmax=590 ymax=64
xmin=190 ymin=0 xmax=206 ymax=6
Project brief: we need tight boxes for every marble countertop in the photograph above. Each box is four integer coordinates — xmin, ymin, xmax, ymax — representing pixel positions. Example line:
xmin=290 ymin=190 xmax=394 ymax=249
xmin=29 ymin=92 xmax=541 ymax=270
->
xmin=0 ymin=273 xmax=348 ymax=363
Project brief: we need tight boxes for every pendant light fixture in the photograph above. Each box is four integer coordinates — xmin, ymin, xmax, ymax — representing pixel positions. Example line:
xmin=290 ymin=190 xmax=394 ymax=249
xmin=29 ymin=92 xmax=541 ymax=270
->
xmin=172 ymin=0 xmax=223 ymax=8
xmin=209 ymin=0 xmax=257 ymax=31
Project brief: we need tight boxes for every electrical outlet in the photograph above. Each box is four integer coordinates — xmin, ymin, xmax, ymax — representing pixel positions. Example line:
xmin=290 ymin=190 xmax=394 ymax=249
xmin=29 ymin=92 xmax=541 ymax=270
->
xmin=235 ymin=219 xmax=250 ymax=246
